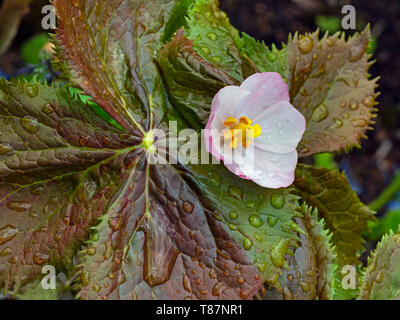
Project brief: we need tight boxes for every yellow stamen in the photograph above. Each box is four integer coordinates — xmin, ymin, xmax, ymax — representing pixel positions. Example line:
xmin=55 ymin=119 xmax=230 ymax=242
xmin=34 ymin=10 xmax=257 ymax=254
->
xmin=224 ymin=117 xmax=237 ymax=127
xmin=223 ymin=116 xmax=262 ymax=149
xmin=229 ymin=136 xmax=239 ymax=149
xmin=223 ymin=130 xmax=233 ymax=140
xmin=239 ymin=116 xmax=253 ymax=125
xmin=242 ymin=138 xmax=253 ymax=149
xmin=251 ymin=124 xmax=262 ymax=139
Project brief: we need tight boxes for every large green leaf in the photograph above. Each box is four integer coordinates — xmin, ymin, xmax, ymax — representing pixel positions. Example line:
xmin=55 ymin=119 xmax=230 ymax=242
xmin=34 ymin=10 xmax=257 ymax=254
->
xmin=265 ymin=204 xmax=336 ymax=300
xmin=359 ymin=228 xmax=400 ymax=300
xmin=185 ymin=0 xmax=244 ymax=81
xmin=294 ymin=164 xmax=375 ymax=299
xmin=287 ymin=28 xmax=379 ymax=157
xmin=239 ymin=33 xmax=288 ymax=81
xmin=158 ymin=29 xmax=238 ymax=129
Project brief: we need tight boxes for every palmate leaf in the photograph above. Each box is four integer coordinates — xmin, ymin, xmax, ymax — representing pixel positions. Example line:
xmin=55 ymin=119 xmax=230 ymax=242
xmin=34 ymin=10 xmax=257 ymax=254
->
xmin=288 ymin=28 xmax=379 ymax=157
xmin=294 ymin=164 xmax=375 ymax=299
xmin=359 ymin=228 xmax=400 ymax=300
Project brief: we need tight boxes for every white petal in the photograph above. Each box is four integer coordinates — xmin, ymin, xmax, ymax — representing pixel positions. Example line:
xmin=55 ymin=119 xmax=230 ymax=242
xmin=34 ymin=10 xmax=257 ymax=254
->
xmin=236 ymin=72 xmax=289 ymax=119
xmin=253 ymin=100 xmax=306 ymax=154
xmin=245 ymin=149 xmax=298 ymax=189
xmin=209 ymin=86 xmax=250 ymax=127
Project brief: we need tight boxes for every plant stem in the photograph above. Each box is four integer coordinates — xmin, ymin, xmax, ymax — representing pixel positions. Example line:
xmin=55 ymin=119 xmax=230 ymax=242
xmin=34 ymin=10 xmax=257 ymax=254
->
xmin=369 ymin=170 xmax=400 ymax=211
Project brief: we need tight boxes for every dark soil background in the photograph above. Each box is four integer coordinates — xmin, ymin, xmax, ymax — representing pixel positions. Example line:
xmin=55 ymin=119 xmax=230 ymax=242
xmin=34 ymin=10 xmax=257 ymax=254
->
xmin=220 ymin=0 xmax=400 ymax=208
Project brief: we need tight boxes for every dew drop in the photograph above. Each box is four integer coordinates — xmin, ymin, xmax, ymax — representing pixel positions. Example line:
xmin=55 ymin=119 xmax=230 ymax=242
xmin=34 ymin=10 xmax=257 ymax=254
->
xmin=299 ymin=281 xmax=311 ymax=292
xmin=201 ymin=47 xmax=210 ymax=55
xmin=249 ymin=215 xmax=263 ymax=228
xmin=349 ymin=101 xmax=359 ymax=110
xmin=26 ymin=84 xmax=39 ymax=97
xmin=182 ymin=273 xmax=191 ymax=293
xmin=81 ymin=270 xmax=90 ymax=286
xmin=363 ymin=96 xmax=375 ymax=108
xmin=267 ymin=215 xmax=278 ymax=227
xmin=92 ymin=284 xmax=100 ymax=292
xmin=33 ymin=252 xmax=49 ymax=265
xmin=0 ymin=247 xmax=11 ymax=257
xmin=351 ymin=119 xmax=367 ymax=127
xmin=298 ymin=36 xmax=314 ymax=54
xmin=267 ymin=52 xmax=276 ymax=61
xmin=7 ymin=201 xmax=32 ymax=212
xmin=208 ymin=171 xmax=222 ymax=187
xmin=42 ymin=103 xmax=54 ymax=114
xmin=0 ymin=225 xmax=18 ymax=245
xmin=257 ymin=263 xmax=267 ymax=272
xmin=206 ymin=32 xmax=217 ymax=41
xmin=237 ymin=276 xmax=245 ymax=284
xmin=229 ymin=210 xmax=238 ymax=220
xmin=228 ymin=186 xmax=243 ymax=199
xmin=87 ymin=247 xmax=97 ymax=256
xmin=246 ymin=201 xmax=256 ymax=209
xmin=183 ymin=201 xmax=194 ymax=214
xmin=271 ymin=193 xmax=284 ymax=209
xmin=0 ymin=143 xmax=14 ymax=156
xmin=333 ymin=118 xmax=343 ymax=128
xmin=30 ymin=185 xmax=44 ymax=196
xmin=287 ymin=274 xmax=294 ymax=282
xmin=243 ymin=238 xmax=253 ymax=250
xmin=270 ymin=239 xmax=289 ymax=268
xmin=212 ymin=283 xmax=221 ymax=297
xmin=20 ymin=117 xmax=39 ymax=134
xmin=311 ymin=104 xmax=329 ymax=122
xmin=211 ymin=56 xmax=222 ymax=63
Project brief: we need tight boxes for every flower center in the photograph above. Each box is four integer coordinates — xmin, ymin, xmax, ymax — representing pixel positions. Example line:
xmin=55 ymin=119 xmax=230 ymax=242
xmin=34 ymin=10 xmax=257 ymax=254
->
xmin=223 ymin=116 xmax=261 ymax=149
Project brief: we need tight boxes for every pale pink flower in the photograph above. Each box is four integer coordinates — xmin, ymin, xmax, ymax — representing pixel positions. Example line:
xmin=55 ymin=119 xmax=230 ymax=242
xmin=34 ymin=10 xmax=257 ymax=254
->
xmin=204 ymin=72 xmax=306 ymax=189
